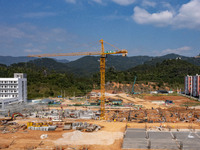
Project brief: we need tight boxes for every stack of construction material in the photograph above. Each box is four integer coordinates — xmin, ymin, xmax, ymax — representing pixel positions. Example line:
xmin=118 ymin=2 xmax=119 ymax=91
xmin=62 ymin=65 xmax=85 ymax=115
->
xmin=63 ymin=122 xmax=101 ymax=132
xmin=27 ymin=121 xmax=56 ymax=131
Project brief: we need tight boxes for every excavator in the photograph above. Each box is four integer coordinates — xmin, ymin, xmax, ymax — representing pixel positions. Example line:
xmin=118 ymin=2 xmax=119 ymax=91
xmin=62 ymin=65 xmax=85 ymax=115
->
xmin=0 ymin=112 xmax=23 ymax=125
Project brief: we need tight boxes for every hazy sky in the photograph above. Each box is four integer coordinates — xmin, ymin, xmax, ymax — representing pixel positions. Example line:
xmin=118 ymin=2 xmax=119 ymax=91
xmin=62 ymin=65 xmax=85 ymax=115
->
xmin=0 ymin=0 xmax=200 ymax=60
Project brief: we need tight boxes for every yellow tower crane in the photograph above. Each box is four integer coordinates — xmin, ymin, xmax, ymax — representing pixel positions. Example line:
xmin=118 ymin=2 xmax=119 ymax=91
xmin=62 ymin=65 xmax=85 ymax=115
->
xmin=28 ymin=39 xmax=128 ymax=119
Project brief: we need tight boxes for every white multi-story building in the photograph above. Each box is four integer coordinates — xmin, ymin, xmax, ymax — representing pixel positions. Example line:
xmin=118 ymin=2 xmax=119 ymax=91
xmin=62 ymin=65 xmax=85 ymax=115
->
xmin=0 ymin=73 xmax=27 ymax=109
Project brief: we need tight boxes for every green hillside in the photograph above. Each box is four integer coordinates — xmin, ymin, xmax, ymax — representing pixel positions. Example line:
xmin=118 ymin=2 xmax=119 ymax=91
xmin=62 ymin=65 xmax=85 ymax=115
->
xmin=1 ymin=58 xmax=200 ymax=99
xmin=92 ymin=59 xmax=200 ymax=89
xmin=0 ymin=64 xmax=93 ymax=99
xmin=1 ymin=54 xmax=200 ymax=77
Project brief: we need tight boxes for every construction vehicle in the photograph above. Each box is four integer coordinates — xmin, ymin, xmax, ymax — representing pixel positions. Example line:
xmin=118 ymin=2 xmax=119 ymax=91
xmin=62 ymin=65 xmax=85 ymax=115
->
xmin=28 ymin=39 xmax=128 ymax=119
xmin=0 ymin=112 xmax=23 ymax=124
xmin=11 ymin=112 xmax=23 ymax=120
xmin=131 ymin=76 xmax=137 ymax=94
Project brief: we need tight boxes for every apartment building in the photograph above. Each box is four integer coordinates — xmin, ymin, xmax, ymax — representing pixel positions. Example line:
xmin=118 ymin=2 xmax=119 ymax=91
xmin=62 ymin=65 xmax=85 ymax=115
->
xmin=192 ymin=74 xmax=200 ymax=97
xmin=185 ymin=75 xmax=192 ymax=95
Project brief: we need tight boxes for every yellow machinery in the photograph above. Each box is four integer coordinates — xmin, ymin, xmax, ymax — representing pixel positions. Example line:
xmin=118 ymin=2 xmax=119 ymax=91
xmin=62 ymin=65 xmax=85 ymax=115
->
xmin=27 ymin=121 xmax=53 ymax=128
xmin=28 ymin=39 xmax=128 ymax=119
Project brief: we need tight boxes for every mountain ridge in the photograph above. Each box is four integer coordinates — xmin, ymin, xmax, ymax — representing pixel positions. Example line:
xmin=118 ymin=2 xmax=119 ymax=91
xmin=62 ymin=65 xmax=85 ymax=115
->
xmin=1 ymin=53 xmax=200 ymax=76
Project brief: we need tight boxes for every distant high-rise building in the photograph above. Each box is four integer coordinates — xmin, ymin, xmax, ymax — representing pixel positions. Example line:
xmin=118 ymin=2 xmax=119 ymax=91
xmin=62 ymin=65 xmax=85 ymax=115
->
xmin=192 ymin=74 xmax=200 ymax=97
xmin=185 ymin=75 xmax=192 ymax=95
xmin=0 ymin=73 xmax=27 ymax=109
xmin=185 ymin=74 xmax=200 ymax=97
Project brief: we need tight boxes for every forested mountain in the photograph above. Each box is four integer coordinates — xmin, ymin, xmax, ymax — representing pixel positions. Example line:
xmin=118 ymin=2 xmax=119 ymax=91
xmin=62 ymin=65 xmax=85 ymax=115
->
xmin=0 ymin=56 xmax=69 ymax=66
xmin=56 ymin=59 xmax=70 ymax=63
xmin=0 ymin=56 xmax=36 ymax=66
xmin=1 ymin=54 xmax=200 ymax=77
xmin=1 ymin=58 xmax=200 ymax=99
xmin=131 ymin=59 xmax=200 ymax=86
xmin=144 ymin=53 xmax=200 ymax=66
xmin=15 ymin=55 xmax=153 ymax=76
xmin=0 ymin=64 xmax=93 ymax=99
xmin=65 ymin=55 xmax=153 ymax=75
xmin=96 ymin=59 xmax=200 ymax=89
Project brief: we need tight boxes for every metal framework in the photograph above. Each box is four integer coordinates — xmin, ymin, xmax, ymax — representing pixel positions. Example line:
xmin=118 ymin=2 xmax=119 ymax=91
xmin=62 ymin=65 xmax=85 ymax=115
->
xmin=28 ymin=39 xmax=128 ymax=119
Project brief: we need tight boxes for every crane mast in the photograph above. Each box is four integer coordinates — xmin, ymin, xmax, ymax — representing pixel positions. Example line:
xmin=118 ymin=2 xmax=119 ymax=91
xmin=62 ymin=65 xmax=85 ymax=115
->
xmin=28 ymin=39 xmax=128 ymax=119
xmin=100 ymin=39 xmax=106 ymax=119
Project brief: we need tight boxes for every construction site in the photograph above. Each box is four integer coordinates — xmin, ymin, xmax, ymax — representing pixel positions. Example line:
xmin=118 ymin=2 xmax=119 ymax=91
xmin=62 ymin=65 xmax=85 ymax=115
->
xmin=1 ymin=92 xmax=200 ymax=150
xmin=1 ymin=40 xmax=200 ymax=150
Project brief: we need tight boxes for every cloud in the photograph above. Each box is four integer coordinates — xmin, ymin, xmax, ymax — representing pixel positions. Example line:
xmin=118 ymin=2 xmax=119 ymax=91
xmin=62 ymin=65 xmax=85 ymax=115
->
xmin=161 ymin=2 xmax=173 ymax=10
xmin=103 ymin=14 xmax=129 ymax=21
xmin=0 ymin=24 xmax=77 ymax=56
xmin=132 ymin=0 xmax=200 ymax=29
xmin=159 ymin=46 xmax=192 ymax=55
xmin=23 ymin=12 xmax=57 ymax=18
xmin=24 ymin=49 xmax=42 ymax=53
xmin=174 ymin=0 xmax=200 ymax=28
xmin=0 ymin=26 xmax=25 ymax=39
xmin=65 ymin=0 xmax=76 ymax=4
xmin=133 ymin=7 xmax=173 ymax=26
xmin=142 ymin=0 xmax=156 ymax=7
xmin=102 ymin=10 xmax=130 ymax=21
xmin=93 ymin=0 xmax=103 ymax=4
xmin=65 ymin=0 xmax=103 ymax=5
xmin=112 ymin=0 xmax=136 ymax=6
